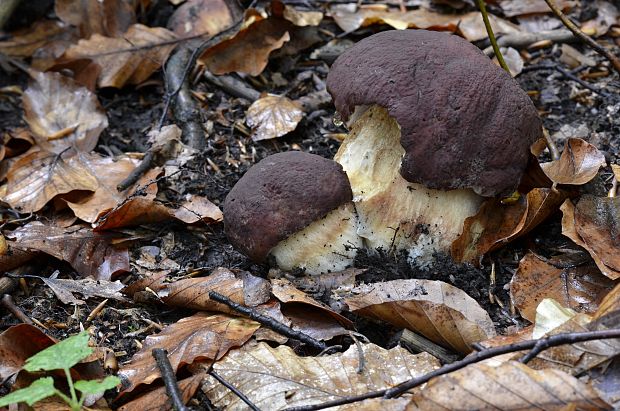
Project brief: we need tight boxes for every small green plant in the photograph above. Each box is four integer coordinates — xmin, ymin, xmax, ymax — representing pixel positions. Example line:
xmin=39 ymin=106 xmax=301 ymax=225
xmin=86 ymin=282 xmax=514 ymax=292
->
xmin=0 ymin=331 xmax=120 ymax=410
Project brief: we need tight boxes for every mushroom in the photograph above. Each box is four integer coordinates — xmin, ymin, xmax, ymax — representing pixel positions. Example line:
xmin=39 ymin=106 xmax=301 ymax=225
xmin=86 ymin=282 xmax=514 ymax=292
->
xmin=326 ymin=30 xmax=542 ymax=267
xmin=224 ymin=151 xmax=362 ymax=274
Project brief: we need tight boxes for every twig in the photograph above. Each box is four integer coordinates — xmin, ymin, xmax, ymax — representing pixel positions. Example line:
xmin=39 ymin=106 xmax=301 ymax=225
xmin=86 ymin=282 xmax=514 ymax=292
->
xmin=483 ymin=29 xmax=575 ymax=56
xmin=116 ymin=151 xmax=155 ymax=192
xmin=152 ymin=348 xmax=188 ymax=411
xmin=208 ymin=291 xmax=327 ymax=351
xmin=1 ymin=294 xmax=33 ymax=325
xmin=399 ymin=329 xmax=460 ymax=364
xmin=283 ymin=328 xmax=620 ymax=411
xmin=203 ymin=71 xmax=261 ymax=101
xmin=475 ymin=0 xmax=510 ymax=73
xmin=543 ymin=0 xmax=620 ymax=76
xmin=208 ymin=370 xmax=262 ymax=411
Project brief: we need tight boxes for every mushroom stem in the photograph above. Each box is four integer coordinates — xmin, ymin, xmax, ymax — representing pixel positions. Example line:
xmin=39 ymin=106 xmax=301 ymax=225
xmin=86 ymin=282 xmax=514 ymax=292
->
xmin=335 ymin=105 xmax=484 ymax=267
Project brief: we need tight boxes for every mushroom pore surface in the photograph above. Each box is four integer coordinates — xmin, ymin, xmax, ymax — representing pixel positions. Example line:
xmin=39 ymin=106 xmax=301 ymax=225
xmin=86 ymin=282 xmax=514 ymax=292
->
xmin=327 ymin=29 xmax=542 ymax=197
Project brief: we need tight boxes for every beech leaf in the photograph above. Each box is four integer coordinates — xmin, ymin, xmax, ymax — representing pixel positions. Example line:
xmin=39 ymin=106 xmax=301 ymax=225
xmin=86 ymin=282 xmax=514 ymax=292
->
xmin=246 ymin=95 xmax=304 ymax=141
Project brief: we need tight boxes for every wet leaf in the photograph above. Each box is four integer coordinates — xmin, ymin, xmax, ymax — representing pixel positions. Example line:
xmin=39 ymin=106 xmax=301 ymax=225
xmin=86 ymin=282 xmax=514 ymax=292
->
xmin=61 ymin=24 xmax=177 ymax=88
xmin=9 ymin=222 xmax=130 ymax=280
xmin=343 ymin=279 xmax=496 ymax=353
xmin=0 ymin=324 xmax=56 ymax=383
xmin=118 ymin=373 xmax=205 ymax=411
xmin=246 ymin=94 xmax=304 ymax=141
xmin=200 ymin=16 xmax=290 ymax=76
xmin=452 ymin=188 xmax=567 ymax=265
xmin=510 ymin=252 xmax=615 ymax=322
xmin=118 ymin=313 xmax=259 ymax=394
xmin=167 ymin=0 xmax=235 ymax=37
xmin=23 ymin=71 xmax=108 ymax=154
xmin=55 ymin=0 xmax=135 ymax=37
xmin=409 ymin=360 xmax=610 ymax=410
xmin=561 ymin=197 xmax=620 ymax=280
xmin=201 ymin=342 xmax=439 ymax=410
xmin=540 ymin=138 xmax=607 ymax=185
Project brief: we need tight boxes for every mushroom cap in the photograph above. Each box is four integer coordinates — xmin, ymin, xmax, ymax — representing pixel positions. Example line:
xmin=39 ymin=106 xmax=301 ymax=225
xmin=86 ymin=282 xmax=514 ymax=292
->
xmin=224 ymin=151 xmax=353 ymax=262
xmin=326 ymin=30 xmax=542 ymax=197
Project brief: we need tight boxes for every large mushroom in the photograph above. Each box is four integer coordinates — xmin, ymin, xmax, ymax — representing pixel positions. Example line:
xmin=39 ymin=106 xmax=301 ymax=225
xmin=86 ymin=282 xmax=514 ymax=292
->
xmin=224 ymin=151 xmax=362 ymax=274
xmin=326 ymin=30 xmax=542 ymax=266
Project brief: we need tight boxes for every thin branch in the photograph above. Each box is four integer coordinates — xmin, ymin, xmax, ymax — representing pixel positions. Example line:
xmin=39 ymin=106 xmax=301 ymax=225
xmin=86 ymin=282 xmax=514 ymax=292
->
xmin=116 ymin=151 xmax=155 ymax=192
xmin=152 ymin=348 xmax=189 ymax=411
xmin=208 ymin=291 xmax=327 ymax=351
xmin=475 ymin=0 xmax=510 ymax=73
xmin=208 ymin=370 xmax=262 ymax=411
xmin=283 ymin=328 xmax=620 ymax=411
xmin=544 ymin=0 xmax=620 ymax=75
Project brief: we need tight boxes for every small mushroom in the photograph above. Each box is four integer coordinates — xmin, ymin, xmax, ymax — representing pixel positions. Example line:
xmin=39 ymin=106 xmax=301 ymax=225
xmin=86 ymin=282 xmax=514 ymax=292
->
xmin=224 ymin=151 xmax=362 ymax=274
xmin=326 ymin=30 xmax=542 ymax=266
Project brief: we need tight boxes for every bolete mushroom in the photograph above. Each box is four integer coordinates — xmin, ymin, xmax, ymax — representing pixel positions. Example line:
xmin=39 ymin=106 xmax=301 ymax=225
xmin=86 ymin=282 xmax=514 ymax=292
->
xmin=326 ymin=30 xmax=542 ymax=266
xmin=224 ymin=151 xmax=362 ymax=274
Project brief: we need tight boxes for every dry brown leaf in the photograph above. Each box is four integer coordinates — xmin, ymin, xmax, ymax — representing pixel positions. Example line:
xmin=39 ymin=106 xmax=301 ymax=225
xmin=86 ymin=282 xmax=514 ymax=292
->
xmin=201 ymin=342 xmax=439 ymax=410
xmin=498 ymin=0 xmax=576 ymax=17
xmin=171 ymin=194 xmax=224 ymax=224
xmin=246 ymin=94 xmax=304 ymax=141
xmin=0 ymin=20 xmax=73 ymax=58
xmin=409 ymin=360 xmax=610 ymax=410
xmin=561 ymin=198 xmax=620 ymax=280
xmin=540 ymin=138 xmax=607 ymax=185
xmin=118 ymin=313 xmax=259 ymax=394
xmin=594 ymin=282 xmax=620 ymax=320
xmin=344 ymin=279 xmax=496 ymax=353
xmin=3 ymin=150 xmax=98 ymax=213
xmin=581 ymin=0 xmax=619 ymax=37
xmin=61 ymin=24 xmax=177 ymax=88
xmin=452 ymin=187 xmax=567 ymax=265
xmin=39 ymin=277 xmax=128 ymax=305
xmin=0 ymin=324 xmax=56 ymax=383
xmin=8 ymin=222 xmax=129 ymax=280
xmin=200 ymin=17 xmax=290 ymax=76
xmin=510 ymin=252 xmax=615 ymax=322
xmin=612 ymin=164 xmax=620 ymax=181
xmin=167 ymin=0 xmax=235 ymax=37
xmin=55 ymin=0 xmax=135 ymax=37
xmin=118 ymin=373 xmax=205 ymax=411
xmin=283 ymin=5 xmax=323 ymax=27
xmin=23 ymin=71 xmax=108 ymax=154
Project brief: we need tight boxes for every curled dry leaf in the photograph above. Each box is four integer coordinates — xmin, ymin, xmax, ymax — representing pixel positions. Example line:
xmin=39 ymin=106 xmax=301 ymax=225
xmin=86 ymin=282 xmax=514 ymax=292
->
xmin=561 ymin=197 xmax=620 ymax=280
xmin=8 ymin=222 xmax=129 ymax=280
xmin=118 ymin=373 xmax=205 ymax=411
xmin=118 ymin=313 xmax=259 ymax=395
xmin=61 ymin=24 xmax=177 ymax=88
xmin=201 ymin=342 xmax=439 ymax=410
xmin=167 ymin=0 xmax=236 ymax=37
xmin=452 ymin=187 xmax=567 ymax=265
xmin=409 ymin=360 xmax=610 ymax=410
xmin=55 ymin=0 xmax=135 ymax=37
xmin=246 ymin=94 xmax=304 ymax=141
xmin=343 ymin=279 xmax=496 ymax=353
xmin=510 ymin=252 xmax=615 ymax=322
xmin=540 ymin=138 xmax=607 ymax=185
xmin=23 ymin=71 xmax=108 ymax=154
xmin=0 ymin=324 xmax=56 ymax=383
xmin=200 ymin=16 xmax=290 ymax=76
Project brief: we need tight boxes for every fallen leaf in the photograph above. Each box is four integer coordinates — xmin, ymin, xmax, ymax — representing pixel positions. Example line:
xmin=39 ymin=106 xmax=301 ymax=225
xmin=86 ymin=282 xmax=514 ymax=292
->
xmin=0 ymin=324 xmax=56 ymax=384
xmin=540 ymin=138 xmax=607 ymax=185
xmin=0 ymin=20 xmax=73 ymax=58
xmin=200 ymin=17 xmax=290 ymax=76
xmin=118 ymin=373 xmax=205 ymax=411
xmin=39 ymin=277 xmax=129 ymax=305
xmin=561 ymin=197 xmax=620 ymax=280
xmin=61 ymin=24 xmax=177 ymax=88
xmin=171 ymin=194 xmax=223 ymax=224
xmin=283 ymin=5 xmax=323 ymax=27
xmin=498 ymin=0 xmax=576 ymax=17
xmin=510 ymin=252 xmax=615 ymax=322
xmin=343 ymin=279 xmax=496 ymax=353
xmin=9 ymin=222 xmax=130 ymax=280
xmin=118 ymin=313 xmax=259 ymax=394
xmin=246 ymin=94 xmax=304 ymax=141
xmin=594 ymin=282 xmax=620 ymax=320
xmin=55 ymin=0 xmax=135 ymax=37
xmin=612 ymin=164 xmax=620 ymax=181
xmin=167 ymin=0 xmax=236 ymax=37
xmin=201 ymin=342 xmax=439 ymax=409
xmin=409 ymin=360 xmax=610 ymax=410
xmin=452 ymin=188 xmax=567 ymax=265
xmin=581 ymin=0 xmax=619 ymax=36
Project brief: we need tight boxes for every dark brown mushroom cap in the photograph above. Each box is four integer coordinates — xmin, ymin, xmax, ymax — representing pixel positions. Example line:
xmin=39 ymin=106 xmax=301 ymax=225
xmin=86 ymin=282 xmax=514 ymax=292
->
xmin=224 ymin=151 xmax=353 ymax=262
xmin=326 ymin=30 xmax=542 ymax=197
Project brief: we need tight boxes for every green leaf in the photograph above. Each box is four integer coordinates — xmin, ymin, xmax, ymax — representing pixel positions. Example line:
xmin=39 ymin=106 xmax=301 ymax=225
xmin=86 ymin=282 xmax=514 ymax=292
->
xmin=0 ymin=377 xmax=57 ymax=406
xmin=24 ymin=331 xmax=93 ymax=372
xmin=74 ymin=376 xmax=120 ymax=394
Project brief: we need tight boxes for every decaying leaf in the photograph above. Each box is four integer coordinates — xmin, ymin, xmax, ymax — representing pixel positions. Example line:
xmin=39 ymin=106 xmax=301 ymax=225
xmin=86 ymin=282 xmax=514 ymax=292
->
xmin=246 ymin=94 xmax=304 ymax=141
xmin=8 ymin=222 xmax=129 ymax=280
xmin=55 ymin=0 xmax=135 ymax=37
xmin=23 ymin=71 xmax=108 ymax=154
xmin=39 ymin=277 xmax=128 ymax=305
xmin=561 ymin=197 xmax=620 ymax=280
xmin=200 ymin=16 xmax=290 ymax=76
xmin=61 ymin=24 xmax=177 ymax=88
xmin=167 ymin=0 xmax=236 ymax=37
xmin=343 ymin=279 xmax=496 ymax=353
xmin=118 ymin=313 xmax=259 ymax=394
xmin=0 ymin=20 xmax=73 ymax=58
xmin=540 ymin=138 xmax=607 ymax=185
xmin=118 ymin=373 xmax=205 ymax=411
xmin=282 ymin=5 xmax=323 ymax=27
xmin=201 ymin=342 xmax=439 ymax=410
xmin=510 ymin=252 xmax=615 ymax=322
xmin=0 ymin=324 xmax=56 ymax=384
xmin=581 ymin=0 xmax=619 ymax=36
xmin=452 ymin=188 xmax=567 ymax=265
xmin=409 ymin=360 xmax=610 ymax=410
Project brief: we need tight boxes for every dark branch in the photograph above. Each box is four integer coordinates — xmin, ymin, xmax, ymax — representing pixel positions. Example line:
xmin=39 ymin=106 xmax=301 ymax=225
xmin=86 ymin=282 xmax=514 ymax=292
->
xmin=152 ymin=348 xmax=189 ymax=411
